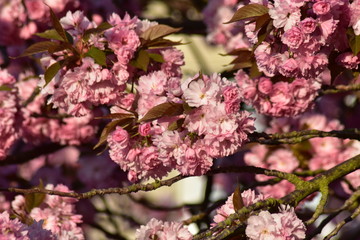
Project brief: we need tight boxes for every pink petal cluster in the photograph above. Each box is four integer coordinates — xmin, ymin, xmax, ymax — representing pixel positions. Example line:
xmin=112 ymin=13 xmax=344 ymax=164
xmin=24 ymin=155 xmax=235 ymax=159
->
xmin=16 ymin=74 xmax=96 ymax=146
xmin=135 ymin=218 xmax=192 ymax=240
xmin=11 ymin=184 xmax=84 ymax=239
xmin=0 ymin=211 xmax=56 ymax=240
xmin=212 ymin=189 xmax=266 ymax=224
xmin=203 ymin=0 xmax=356 ymax=117
xmin=107 ymin=73 xmax=255 ymax=182
xmin=246 ymin=205 xmax=306 ymax=240
xmin=0 ymin=69 xmax=20 ymax=160
xmin=235 ymin=70 xmax=321 ymax=117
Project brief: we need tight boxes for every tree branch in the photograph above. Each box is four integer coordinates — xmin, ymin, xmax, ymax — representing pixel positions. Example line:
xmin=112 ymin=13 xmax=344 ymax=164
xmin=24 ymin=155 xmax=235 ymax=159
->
xmin=248 ymin=129 xmax=360 ymax=145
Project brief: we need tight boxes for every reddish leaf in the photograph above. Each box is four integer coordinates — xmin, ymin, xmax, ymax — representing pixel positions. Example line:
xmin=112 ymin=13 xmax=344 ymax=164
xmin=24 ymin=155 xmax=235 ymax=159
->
xmin=141 ymin=24 xmax=182 ymax=41
xmin=83 ymin=22 xmax=113 ymax=40
xmin=226 ymin=4 xmax=269 ymax=23
xmin=231 ymin=61 xmax=253 ymax=70
xmin=95 ymin=113 xmax=135 ymax=120
xmin=94 ymin=116 xmax=135 ymax=150
xmin=255 ymin=13 xmax=271 ymax=31
xmin=146 ymin=39 xmax=185 ymax=48
xmin=48 ymin=6 xmax=68 ymax=42
xmin=233 ymin=185 xmax=244 ymax=211
xmin=16 ymin=41 xmax=59 ymax=58
xmin=139 ymin=102 xmax=184 ymax=122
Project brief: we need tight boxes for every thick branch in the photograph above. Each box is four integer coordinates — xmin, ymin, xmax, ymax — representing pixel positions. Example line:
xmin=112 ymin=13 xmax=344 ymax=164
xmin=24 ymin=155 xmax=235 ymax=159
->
xmin=0 ymin=143 xmax=64 ymax=166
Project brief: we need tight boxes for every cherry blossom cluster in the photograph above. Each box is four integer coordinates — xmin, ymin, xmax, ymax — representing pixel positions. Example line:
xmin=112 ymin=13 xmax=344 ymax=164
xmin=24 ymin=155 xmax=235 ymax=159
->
xmin=0 ymin=184 xmax=83 ymax=239
xmin=235 ymin=69 xmax=321 ymax=117
xmin=204 ymin=0 xmax=360 ymax=117
xmin=108 ymin=73 xmax=255 ymax=182
xmin=0 ymin=68 xmax=97 ymax=160
xmin=245 ymin=113 xmax=360 ymax=197
xmin=212 ymin=190 xmax=306 ymax=239
xmin=135 ymin=218 xmax=192 ymax=240
xmin=0 ymin=69 xmax=20 ymax=160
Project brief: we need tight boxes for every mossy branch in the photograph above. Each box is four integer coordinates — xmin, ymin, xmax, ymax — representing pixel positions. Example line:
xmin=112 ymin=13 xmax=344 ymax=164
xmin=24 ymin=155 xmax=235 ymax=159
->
xmin=194 ymin=154 xmax=360 ymax=239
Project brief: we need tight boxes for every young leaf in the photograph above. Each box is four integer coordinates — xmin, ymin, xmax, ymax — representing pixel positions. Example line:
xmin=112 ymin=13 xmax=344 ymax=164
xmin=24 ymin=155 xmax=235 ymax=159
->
xmin=233 ymin=185 xmax=244 ymax=211
xmin=84 ymin=46 xmax=107 ymax=66
xmin=141 ymin=24 xmax=182 ymax=41
xmin=139 ymin=102 xmax=184 ymax=122
xmin=83 ymin=22 xmax=113 ymax=40
xmin=250 ymin=62 xmax=262 ymax=78
xmin=0 ymin=85 xmax=12 ymax=91
xmin=149 ymin=53 xmax=165 ymax=63
xmin=48 ymin=6 xmax=68 ymax=42
xmin=168 ymin=118 xmax=185 ymax=131
xmin=347 ymin=28 xmax=360 ymax=55
xmin=130 ymin=49 xmax=150 ymax=72
xmin=226 ymin=4 xmax=269 ymax=23
xmin=44 ymin=62 xmax=61 ymax=86
xmin=35 ymin=29 xmax=64 ymax=41
xmin=16 ymin=41 xmax=59 ymax=58
xmin=24 ymin=181 xmax=46 ymax=213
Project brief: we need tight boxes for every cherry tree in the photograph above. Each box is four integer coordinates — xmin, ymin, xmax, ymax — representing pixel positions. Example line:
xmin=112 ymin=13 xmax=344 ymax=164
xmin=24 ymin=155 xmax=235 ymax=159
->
xmin=0 ymin=0 xmax=359 ymax=239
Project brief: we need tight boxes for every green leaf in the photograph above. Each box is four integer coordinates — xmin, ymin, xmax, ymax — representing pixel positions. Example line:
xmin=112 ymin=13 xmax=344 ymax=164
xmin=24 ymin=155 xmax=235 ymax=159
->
xmin=168 ymin=118 xmax=185 ymax=131
xmin=83 ymin=22 xmax=113 ymax=40
xmin=139 ymin=102 xmax=184 ymax=122
xmin=149 ymin=53 xmax=165 ymax=63
xmin=93 ymin=117 xmax=134 ymax=150
xmin=16 ymin=41 xmax=59 ymax=58
xmin=25 ymin=181 xmax=46 ymax=213
xmin=48 ymin=6 xmax=68 ymax=42
xmin=85 ymin=46 xmax=107 ymax=66
xmin=130 ymin=49 xmax=150 ymax=72
xmin=347 ymin=28 xmax=360 ymax=55
xmin=0 ymin=85 xmax=12 ymax=91
xmin=233 ymin=185 xmax=244 ymax=211
xmin=225 ymin=4 xmax=269 ymax=23
xmin=141 ymin=24 xmax=182 ymax=41
xmin=35 ymin=29 xmax=64 ymax=41
xmin=44 ymin=62 xmax=61 ymax=87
